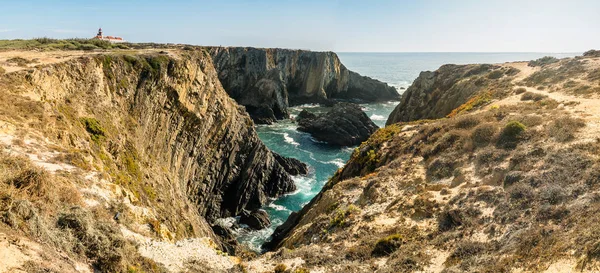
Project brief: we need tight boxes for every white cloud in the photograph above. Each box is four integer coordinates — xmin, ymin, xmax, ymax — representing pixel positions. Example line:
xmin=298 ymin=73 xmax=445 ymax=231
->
xmin=0 ymin=29 xmax=15 ymax=33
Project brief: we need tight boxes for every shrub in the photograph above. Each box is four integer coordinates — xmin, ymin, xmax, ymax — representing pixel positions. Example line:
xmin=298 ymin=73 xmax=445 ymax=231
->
xmin=329 ymin=204 xmax=360 ymax=229
xmin=583 ymin=49 xmax=600 ymax=57
xmin=528 ymin=56 xmax=559 ymax=67
xmin=7 ymin=57 xmax=33 ymax=67
xmin=80 ymin=117 xmax=106 ymax=142
xmin=471 ymin=123 xmax=497 ymax=147
xmin=487 ymin=70 xmax=504 ymax=79
xmin=445 ymin=241 xmax=486 ymax=266
xmin=547 ymin=116 xmax=585 ymax=142
xmin=454 ymin=115 xmax=481 ymax=129
xmin=438 ymin=209 xmax=464 ymax=231
xmin=372 ymin=234 xmax=403 ymax=256
xmin=514 ymin=87 xmax=527 ymax=94
xmin=274 ymin=264 xmax=287 ymax=273
xmin=426 ymin=158 xmax=456 ymax=181
xmin=508 ymin=183 xmax=535 ymax=202
xmin=497 ymin=121 xmax=526 ymax=149
xmin=8 ymin=168 xmax=49 ymax=197
xmin=293 ymin=268 xmax=310 ymax=273
xmin=520 ymin=92 xmax=547 ymax=101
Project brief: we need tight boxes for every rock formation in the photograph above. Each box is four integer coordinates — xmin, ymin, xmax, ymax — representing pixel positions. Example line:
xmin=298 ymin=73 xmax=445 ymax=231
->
xmin=273 ymin=153 xmax=309 ymax=176
xmin=240 ymin=209 xmax=271 ymax=230
xmin=210 ymin=47 xmax=400 ymax=124
xmin=263 ymin=54 xmax=600 ymax=272
xmin=0 ymin=50 xmax=300 ymax=254
xmin=386 ymin=64 xmax=517 ymax=125
xmin=297 ymin=102 xmax=379 ymax=146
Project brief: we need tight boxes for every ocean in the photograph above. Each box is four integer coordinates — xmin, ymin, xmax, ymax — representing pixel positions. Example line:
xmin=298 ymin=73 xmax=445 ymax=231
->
xmin=235 ymin=52 xmax=579 ymax=251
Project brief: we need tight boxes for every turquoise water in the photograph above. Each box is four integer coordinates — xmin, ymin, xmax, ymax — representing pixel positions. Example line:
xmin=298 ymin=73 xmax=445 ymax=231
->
xmin=236 ymin=52 xmax=579 ymax=251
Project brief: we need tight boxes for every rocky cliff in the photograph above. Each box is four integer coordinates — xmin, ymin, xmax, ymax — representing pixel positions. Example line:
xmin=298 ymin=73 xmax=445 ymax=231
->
xmin=261 ymin=54 xmax=600 ymax=272
xmin=386 ymin=64 xmax=518 ymax=125
xmin=0 ymin=49 xmax=301 ymax=271
xmin=297 ymin=102 xmax=379 ymax=146
xmin=210 ymin=47 xmax=400 ymax=124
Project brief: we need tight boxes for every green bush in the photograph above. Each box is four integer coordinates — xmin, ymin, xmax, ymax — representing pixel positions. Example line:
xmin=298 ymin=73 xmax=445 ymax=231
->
xmin=528 ymin=56 xmax=559 ymax=67
xmin=80 ymin=117 xmax=106 ymax=142
xmin=273 ymin=264 xmax=287 ymax=273
xmin=497 ymin=121 xmax=526 ymax=149
xmin=372 ymin=234 xmax=403 ymax=256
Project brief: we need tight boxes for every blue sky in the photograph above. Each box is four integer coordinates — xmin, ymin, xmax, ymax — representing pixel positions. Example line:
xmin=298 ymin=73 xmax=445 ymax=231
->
xmin=0 ymin=0 xmax=598 ymax=52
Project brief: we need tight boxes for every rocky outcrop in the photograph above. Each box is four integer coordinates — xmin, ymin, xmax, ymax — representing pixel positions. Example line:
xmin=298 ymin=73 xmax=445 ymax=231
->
xmin=583 ymin=49 xmax=600 ymax=57
xmin=297 ymin=102 xmax=379 ymax=146
xmin=210 ymin=47 xmax=399 ymax=124
xmin=274 ymin=153 xmax=309 ymax=176
xmin=3 ymin=51 xmax=299 ymax=238
xmin=386 ymin=64 xmax=516 ymax=125
xmin=240 ymin=209 xmax=271 ymax=230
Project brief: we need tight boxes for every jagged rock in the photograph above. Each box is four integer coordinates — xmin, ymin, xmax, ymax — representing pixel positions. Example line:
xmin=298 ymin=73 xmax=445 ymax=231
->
xmin=584 ymin=49 xmax=600 ymax=57
xmin=210 ymin=47 xmax=399 ymax=124
xmin=14 ymin=52 xmax=301 ymax=243
xmin=240 ymin=209 xmax=271 ymax=230
xmin=386 ymin=64 xmax=515 ymax=125
xmin=211 ymin=225 xmax=238 ymax=255
xmin=296 ymin=110 xmax=317 ymax=122
xmin=273 ymin=153 xmax=309 ymax=176
xmin=297 ymin=103 xmax=379 ymax=146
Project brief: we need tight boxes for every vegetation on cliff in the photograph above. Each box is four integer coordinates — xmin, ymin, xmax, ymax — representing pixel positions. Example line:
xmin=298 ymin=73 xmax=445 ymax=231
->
xmin=262 ymin=52 xmax=600 ymax=272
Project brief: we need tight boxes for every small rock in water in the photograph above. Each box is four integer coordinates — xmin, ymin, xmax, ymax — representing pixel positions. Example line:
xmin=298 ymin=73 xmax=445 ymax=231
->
xmin=239 ymin=209 xmax=271 ymax=230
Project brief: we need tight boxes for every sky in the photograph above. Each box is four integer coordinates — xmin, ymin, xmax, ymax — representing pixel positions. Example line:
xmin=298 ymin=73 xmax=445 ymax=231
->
xmin=0 ymin=0 xmax=598 ymax=52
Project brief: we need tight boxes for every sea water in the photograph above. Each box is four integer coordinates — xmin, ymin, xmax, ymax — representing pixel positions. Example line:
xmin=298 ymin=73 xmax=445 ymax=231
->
xmin=237 ymin=52 xmax=578 ymax=251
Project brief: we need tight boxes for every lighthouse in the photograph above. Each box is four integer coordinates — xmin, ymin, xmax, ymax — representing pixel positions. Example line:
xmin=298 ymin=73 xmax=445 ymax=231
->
xmin=92 ymin=28 xmax=125 ymax=43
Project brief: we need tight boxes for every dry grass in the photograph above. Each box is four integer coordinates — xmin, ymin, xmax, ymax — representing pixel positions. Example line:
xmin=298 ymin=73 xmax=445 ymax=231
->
xmin=0 ymin=152 xmax=165 ymax=272
xmin=547 ymin=116 xmax=586 ymax=142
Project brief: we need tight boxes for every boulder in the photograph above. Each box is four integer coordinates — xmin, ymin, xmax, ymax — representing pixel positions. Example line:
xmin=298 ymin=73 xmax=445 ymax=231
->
xmin=240 ymin=209 xmax=271 ymax=230
xmin=273 ymin=153 xmax=309 ymax=176
xmin=297 ymin=102 xmax=379 ymax=146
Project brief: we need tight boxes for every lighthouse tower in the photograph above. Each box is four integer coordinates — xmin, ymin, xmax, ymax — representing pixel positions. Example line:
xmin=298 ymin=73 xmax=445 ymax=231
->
xmin=92 ymin=28 xmax=125 ymax=43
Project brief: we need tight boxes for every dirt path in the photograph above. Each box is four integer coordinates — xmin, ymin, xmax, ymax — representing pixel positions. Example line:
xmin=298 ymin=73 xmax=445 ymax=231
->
xmin=493 ymin=61 xmax=600 ymax=142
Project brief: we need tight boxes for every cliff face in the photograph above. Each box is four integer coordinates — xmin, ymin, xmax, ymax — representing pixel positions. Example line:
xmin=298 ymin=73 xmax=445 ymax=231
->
xmin=210 ymin=47 xmax=399 ymax=124
xmin=0 ymin=49 xmax=301 ymax=256
xmin=261 ymin=55 xmax=600 ymax=272
xmin=386 ymin=64 xmax=517 ymax=125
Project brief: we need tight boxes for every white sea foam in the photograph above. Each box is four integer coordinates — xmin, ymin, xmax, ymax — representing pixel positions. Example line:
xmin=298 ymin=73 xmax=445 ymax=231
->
xmin=268 ymin=203 xmax=289 ymax=211
xmin=328 ymin=158 xmax=346 ymax=168
xmin=370 ymin=114 xmax=387 ymax=121
xmin=294 ymin=103 xmax=320 ymax=109
xmin=283 ymin=133 xmax=300 ymax=146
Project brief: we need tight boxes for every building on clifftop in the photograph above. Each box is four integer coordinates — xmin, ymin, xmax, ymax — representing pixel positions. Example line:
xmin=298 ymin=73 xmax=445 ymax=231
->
xmin=92 ymin=28 xmax=125 ymax=43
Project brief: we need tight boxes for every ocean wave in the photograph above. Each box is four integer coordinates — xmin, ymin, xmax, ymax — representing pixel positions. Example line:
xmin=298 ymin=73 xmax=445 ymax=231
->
xmin=328 ymin=158 xmax=346 ymax=168
xmin=293 ymin=103 xmax=320 ymax=109
xmin=370 ymin=114 xmax=387 ymax=121
xmin=268 ymin=203 xmax=289 ymax=212
xmin=283 ymin=133 xmax=300 ymax=146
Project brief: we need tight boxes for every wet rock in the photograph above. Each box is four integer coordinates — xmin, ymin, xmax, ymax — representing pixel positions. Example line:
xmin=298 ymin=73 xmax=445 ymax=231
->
xmin=273 ymin=153 xmax=309 ymax=176
xmin=297 ymin=102 xmax=379 ymax=146
xmin=210 ymin=47 xmax=399 ymax=124
xmin=240 ymin=209 xmax=271 ymax=230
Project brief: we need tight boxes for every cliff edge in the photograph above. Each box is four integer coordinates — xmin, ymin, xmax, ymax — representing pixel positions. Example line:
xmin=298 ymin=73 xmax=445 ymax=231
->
xmin=210 ymin=47 xmax=400 ymax=124
xmin=261 ymin=53 xmax=600 ymax=272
